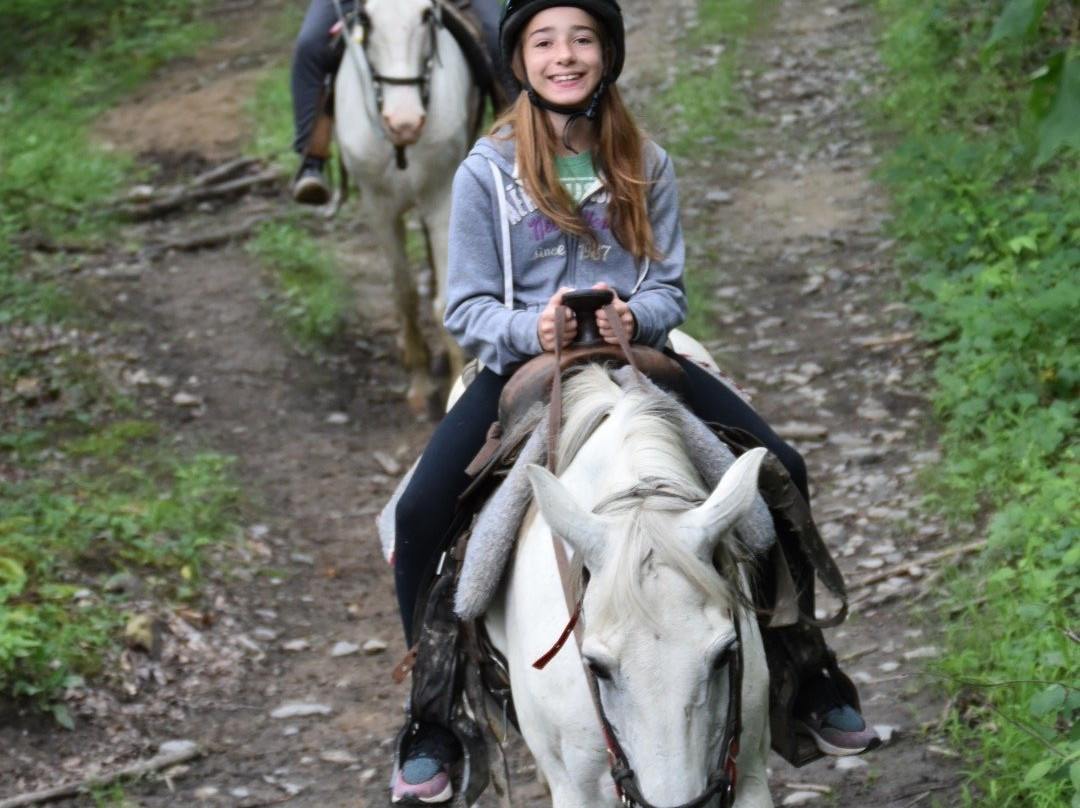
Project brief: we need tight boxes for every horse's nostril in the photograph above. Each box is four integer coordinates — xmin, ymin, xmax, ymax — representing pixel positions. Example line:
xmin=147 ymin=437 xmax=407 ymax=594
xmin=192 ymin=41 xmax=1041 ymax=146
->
xmin=383 ymin=117 xmax=425 ymax=146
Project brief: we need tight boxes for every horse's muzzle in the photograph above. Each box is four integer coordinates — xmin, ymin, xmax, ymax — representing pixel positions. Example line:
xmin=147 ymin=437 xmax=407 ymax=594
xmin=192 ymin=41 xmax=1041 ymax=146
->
xmin=382 ymin=114 xmax=426 ymax=147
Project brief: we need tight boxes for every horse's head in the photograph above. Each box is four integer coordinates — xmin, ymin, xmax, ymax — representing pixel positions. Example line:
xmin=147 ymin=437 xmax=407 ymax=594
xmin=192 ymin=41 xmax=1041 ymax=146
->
xmin=525 ymin=446 xmax=767 ymax=805
xmin=352 ymin=0 xmax=441 ymax=145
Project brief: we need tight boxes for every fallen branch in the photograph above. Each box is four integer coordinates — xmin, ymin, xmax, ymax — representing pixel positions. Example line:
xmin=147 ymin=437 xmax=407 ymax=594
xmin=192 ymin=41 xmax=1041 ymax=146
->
xmin=237 ymin=797 xmax=297 ymax=808
xmin=190 ymin=156 xmax=264 ymax=187
xmin=863 ymin=779 xmax=964 ymax=808
xmin=0 ymin=743 xmax=201 ymax=808
xmin=898 ymin=792 xmax=931 ymax=808
xmin=851 ymin=331 xmax=917 ymax=348
xmin=121 ymin=168 xmax=281 ymax=220
xmin=152 ymin=211 xmax=287 ymax=254
xmin=849 ymin=540 xmax=987 ymax=591
xmin=782 ymin=783 xmax=832 ymax=794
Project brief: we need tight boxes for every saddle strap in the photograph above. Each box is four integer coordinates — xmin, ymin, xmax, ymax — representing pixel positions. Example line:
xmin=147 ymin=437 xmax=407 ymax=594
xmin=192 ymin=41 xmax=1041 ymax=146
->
xmin=547 ymin=302 xmax=643 ymax=473
xmin=464 ymin=420 xmax=503 ymax=477
xmin=547 ymin=308 xmax=566 ymax=473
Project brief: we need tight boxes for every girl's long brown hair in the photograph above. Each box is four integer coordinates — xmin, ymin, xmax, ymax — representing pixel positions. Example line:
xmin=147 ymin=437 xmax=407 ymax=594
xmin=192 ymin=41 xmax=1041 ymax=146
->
xmin=491 ymin=82 xmax=662 ymax=262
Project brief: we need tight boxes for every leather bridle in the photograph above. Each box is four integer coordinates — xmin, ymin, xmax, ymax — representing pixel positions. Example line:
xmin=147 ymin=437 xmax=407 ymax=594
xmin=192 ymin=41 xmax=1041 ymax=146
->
xmin=335 ymin=0 xmax=443 ymax=168
xmin=577 ymin=483 xmax=744 ymax=808
xmin=593 ymin=617 xmax=743 ymax=808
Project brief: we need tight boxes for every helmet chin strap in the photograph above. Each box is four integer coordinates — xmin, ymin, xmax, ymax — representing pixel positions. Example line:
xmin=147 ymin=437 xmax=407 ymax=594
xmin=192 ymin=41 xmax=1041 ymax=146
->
xmin=525 ymin=78 xmax=609 ymax=153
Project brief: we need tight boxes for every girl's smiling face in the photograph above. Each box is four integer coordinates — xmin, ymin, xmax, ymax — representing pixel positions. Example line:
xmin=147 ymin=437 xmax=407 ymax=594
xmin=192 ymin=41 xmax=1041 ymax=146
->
xmin=521 ymin=6 xmax=604 ymax=109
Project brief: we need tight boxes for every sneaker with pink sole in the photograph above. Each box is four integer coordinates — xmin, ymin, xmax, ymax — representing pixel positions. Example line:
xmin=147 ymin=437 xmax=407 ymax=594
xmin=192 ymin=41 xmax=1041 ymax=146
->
xmin=797 ymin=703 xmax=882 ymax=756
xmin=390 ymin=725 xmax=459 ymax=805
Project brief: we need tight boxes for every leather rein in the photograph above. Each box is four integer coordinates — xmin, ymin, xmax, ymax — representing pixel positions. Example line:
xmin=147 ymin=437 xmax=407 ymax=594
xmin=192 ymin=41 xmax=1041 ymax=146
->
xmin=535 ymin=302 xmax=742 ymax=808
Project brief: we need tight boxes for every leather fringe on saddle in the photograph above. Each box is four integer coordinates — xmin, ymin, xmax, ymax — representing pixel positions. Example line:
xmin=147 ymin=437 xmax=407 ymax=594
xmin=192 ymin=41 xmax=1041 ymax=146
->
xmin=392 ymin=549 xmax=506 ymax=808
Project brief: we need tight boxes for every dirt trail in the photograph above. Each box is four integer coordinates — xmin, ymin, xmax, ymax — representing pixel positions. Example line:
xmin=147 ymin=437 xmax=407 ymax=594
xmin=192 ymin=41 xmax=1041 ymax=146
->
xmin=3 ymin=1 xmax=965 ymax=806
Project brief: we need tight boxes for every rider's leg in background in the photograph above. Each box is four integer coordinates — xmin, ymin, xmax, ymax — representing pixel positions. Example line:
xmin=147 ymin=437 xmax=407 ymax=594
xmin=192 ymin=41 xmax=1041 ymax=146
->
xmin=290 ymin=0 xmax=338 ymax=204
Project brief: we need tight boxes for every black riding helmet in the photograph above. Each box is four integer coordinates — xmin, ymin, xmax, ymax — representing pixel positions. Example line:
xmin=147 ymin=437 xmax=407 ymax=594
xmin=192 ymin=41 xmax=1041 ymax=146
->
xmin=499 ymin=0 xmax=626 ymax=94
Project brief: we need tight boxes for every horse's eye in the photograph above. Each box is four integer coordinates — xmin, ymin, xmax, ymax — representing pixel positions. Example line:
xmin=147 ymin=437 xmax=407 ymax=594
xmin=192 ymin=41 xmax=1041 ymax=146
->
xmin=586 ymin=658 xmax=612 ymax=681
xmin=421 ymin=8 xmax=433 ymax=23
xmin=710 ymin=640 xmax=739 ymax=673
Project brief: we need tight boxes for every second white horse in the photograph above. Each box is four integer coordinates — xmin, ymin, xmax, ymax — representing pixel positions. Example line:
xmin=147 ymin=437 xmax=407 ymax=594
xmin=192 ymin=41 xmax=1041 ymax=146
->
xmin=336 ymin=0 xmax=481 ymax=412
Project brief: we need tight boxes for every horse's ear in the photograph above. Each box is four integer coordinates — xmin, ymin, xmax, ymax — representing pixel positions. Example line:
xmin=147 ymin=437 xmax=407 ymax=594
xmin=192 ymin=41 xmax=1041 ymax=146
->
xmin=524 ymin=464 xmax=607 ymax=568
xmin=677 ymin=447 xmax=767 ymax=560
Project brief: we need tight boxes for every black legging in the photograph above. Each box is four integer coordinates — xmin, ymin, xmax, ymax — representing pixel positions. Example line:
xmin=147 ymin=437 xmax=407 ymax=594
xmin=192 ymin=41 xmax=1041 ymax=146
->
xmin=393 ymin=356 xmax=809 ymax=645
xmin=676 ymin=355 xmax=808 ymax=501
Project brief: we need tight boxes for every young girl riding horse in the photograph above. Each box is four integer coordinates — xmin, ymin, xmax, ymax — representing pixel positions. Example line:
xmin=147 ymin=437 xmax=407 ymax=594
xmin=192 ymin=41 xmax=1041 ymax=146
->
xmin=390 ymin=0 xmax=879 ymax=802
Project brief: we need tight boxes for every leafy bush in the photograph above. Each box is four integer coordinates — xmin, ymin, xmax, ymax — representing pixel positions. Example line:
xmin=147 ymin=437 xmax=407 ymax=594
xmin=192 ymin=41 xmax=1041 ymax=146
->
xmin=0 ymin=0 xmax=242 ymax=715
xmin=0 ymin=433 xmax=240 ymax=709
xmin=0 ymin=0 xmax=210 ymax=85
xmin=875 ymin=0 xmax=1078 ymax=805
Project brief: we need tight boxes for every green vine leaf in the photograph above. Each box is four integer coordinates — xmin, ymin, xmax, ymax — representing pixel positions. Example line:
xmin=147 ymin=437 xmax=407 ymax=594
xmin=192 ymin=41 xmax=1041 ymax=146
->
xmin=1028 ymin=684 xmax=1067 ymax=718
xmin=1024 ymin=758 xmax=1055 ymax=784
xmin=987 ymin=0 xmax=1052 ymax=47
xmin=1036 ymin=50 xmax=1080 ymax=165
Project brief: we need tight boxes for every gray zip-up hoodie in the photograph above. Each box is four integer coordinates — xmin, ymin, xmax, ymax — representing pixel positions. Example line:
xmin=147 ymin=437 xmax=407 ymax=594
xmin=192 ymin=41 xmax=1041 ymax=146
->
xmin=443 ymin=134 xmax=689 ymax=375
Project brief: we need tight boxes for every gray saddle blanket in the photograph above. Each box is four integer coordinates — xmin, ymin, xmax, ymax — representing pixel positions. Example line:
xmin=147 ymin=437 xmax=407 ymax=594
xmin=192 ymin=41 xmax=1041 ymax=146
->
xmin=377 ymin=367 xmax=777 ymax=620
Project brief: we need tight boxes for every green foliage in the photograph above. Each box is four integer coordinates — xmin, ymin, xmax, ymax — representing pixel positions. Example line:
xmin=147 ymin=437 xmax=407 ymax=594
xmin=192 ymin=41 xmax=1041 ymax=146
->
xmin=936 ymin=480 xmax=1079 ymax=807
xmin=247 ymin=219 xmax=355 ymax=349
xmin=987 ymin=0 xmax=1053 ymax=45
xmin=1032 ymin=49 xmax=1080 ymax=165
xmin=90 ymin=783 xmax=138 ymax=808
xmin=249 ymin=63 xmax=297 ymax=172
xmin=0 ymin=432 xmax=240 ymax=707
xmin=0 ymin=254 xmax=75 ymax=327
xmin=652 ymin=0 xmax=779 ymax=156
xmin=875 ymin=0 xmax=1079 ymax=804
xmin=0 ymin=0 xmax=243 ymax=717
xmin=90 ymin=783 xmax=127 ymax=808
xmin=0 ymin=0 xmax=211 ymax=84
xmin=0 ymin=0 xmax=216 ymax=249
xmin=983 ymin=0 xmax=1079 ymax=164
xmin=1 ymin=109 xmax=130 ymax=246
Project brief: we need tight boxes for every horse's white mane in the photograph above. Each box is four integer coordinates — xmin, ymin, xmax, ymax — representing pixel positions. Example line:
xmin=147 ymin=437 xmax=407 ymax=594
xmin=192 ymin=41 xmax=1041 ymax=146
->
xmin=556 ymin=366 xmax=754 ymax=630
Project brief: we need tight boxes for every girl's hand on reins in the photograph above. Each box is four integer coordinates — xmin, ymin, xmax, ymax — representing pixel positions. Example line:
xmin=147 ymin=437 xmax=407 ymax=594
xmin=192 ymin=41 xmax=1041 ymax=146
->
xmin=593 ymin=283 xmax=636 ymax=345
xmin=538 ymin=287 xmax=578 ymax=352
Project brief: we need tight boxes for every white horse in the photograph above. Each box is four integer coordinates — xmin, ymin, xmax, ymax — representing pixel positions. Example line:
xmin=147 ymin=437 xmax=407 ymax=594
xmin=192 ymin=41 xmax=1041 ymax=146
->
xmin=484 ymin=366 xmax=774 ymax=808
xmin=335 ymin=0 xmax=480 ymax=413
